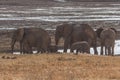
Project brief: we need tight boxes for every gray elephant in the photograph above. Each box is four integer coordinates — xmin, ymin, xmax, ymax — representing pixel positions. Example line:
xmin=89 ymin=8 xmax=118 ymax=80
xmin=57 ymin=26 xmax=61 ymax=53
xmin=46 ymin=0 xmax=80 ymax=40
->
xmin=70 ymin=41 xmax=90 ymax=55
xmin=55 ymin=23 xmax=75 ymax=45
xmin=96 ymin=27 xmax=117 ymax=56
xmin=11 ymin=27 xmax=51 ymax=54
xmin=55 ymin=23 xmax=98 ymax=54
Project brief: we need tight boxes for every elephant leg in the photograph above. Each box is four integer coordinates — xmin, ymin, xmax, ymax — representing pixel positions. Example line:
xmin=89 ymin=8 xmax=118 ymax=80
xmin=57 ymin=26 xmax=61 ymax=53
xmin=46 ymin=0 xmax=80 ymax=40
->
xmin=88 ymin=50 xmax=90 ymax=54
xmin=36 ymin=47 xmax=41 ymax=53
xmin=92 ymin=41 xmax=98 ymax=55
xmin=25 ymin=46 xmax=32 ymax=54
xmin=79 ymin=48 xmax=82 ymax=54
xmin=105 ymin=46 xmax=107 ymax=55
xmin=70 ymin=48 xmax=74 ymax=53
xmin=76 ymin=49 xmax=79 ymax=55
xmin=55 ymin=37 xmax=59 ymax=46
xmin=64 ymin=37 xmax=71 ymax=53
xmin=64 ymin=42 xmax=68 ymax=53
xmin=29 ymin=47 xmax=33 ymax=54
xmin=93 ymin=46 xmax=98 ymax=55
xmin=20 ymin=41 xmax=23 ymax=54
xmin=40 ymin=48 xmax=46 ymax=53
xmin=37 ymin=48 xmax=43 ymax=53
xmin=23 ymin=39 xmax=33 ymax=54
xmin=112 ymin=45 xmax=114 ymax=56
xmin=87 ymin=48 xmax=90 ymax=54
xmin=108 ymin=47 xmax=111 ymax=56
xmin=101 ymin=45 xmax=104 ymax=55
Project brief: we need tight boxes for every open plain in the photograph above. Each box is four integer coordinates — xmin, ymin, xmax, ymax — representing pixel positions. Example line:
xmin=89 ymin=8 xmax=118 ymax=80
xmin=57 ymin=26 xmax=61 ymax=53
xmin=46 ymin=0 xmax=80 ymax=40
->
xmin=0 ymin=53 xmax=120 ymax=80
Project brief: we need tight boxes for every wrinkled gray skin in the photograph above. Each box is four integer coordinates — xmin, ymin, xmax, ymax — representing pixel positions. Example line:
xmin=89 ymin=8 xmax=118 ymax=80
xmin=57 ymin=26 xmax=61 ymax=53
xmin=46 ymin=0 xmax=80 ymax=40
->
xmin=55 ymin=23 xmax=98 ymax=54
xmin=70 ymin=41 xmax=90 ymax=55
xmin=96 ymin=27 xmax=117 ymax=56
xmin=11 ymin=28 xmax=51 ymax=54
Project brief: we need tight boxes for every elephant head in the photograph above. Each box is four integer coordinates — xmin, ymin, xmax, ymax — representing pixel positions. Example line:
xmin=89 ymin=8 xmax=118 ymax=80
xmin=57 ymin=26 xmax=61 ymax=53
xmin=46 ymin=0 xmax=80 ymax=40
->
xmin=11 ymin=28 xmax=25 ymax=53
xmin=55 ymin=23 xmax=75 ymax=52
xmin=55 ymin=23 xmax=74 ymax=45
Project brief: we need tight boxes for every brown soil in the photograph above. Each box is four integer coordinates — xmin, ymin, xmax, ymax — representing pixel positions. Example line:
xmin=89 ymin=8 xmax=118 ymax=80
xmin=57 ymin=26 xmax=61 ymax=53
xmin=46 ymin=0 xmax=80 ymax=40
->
xmin=0 ymin=53 xmax=120 ymax=80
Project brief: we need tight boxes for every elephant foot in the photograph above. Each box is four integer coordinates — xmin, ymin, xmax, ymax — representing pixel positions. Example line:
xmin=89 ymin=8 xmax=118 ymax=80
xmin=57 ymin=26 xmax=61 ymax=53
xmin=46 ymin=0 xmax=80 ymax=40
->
xmin=74 ymin=53 xmax=78 ymax=55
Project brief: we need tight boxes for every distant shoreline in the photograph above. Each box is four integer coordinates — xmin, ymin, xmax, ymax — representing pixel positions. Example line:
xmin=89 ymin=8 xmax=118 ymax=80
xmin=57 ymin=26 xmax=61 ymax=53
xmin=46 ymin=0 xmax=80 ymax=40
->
xmin=0 ymin=1 xmax=120 ymax=6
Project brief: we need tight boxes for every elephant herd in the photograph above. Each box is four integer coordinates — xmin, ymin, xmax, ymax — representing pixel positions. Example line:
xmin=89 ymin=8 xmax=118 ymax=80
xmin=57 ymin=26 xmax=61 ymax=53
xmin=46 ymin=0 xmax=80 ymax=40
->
xmin=11 ymin=23 xmax=117 ymax=56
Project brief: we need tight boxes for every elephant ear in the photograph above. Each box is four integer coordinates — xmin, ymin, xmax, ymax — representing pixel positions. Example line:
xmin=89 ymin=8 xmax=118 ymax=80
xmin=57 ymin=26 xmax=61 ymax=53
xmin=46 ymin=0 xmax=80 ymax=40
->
xmin=96 ymin=27 xmax=104 ymax=38
xmin=55 ymin=24 xmax=64 ymax=45
xmin=17 ymin=28 xmax=25 ymax=41
xmin=110 ymin=28 xmax=117 ymax=34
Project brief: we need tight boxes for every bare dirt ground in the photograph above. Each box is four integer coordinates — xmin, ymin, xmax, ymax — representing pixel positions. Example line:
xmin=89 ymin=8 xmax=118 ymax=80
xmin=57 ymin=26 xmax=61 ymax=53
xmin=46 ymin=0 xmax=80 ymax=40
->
xmin=0 ymin=53 xmax=120 ymax=80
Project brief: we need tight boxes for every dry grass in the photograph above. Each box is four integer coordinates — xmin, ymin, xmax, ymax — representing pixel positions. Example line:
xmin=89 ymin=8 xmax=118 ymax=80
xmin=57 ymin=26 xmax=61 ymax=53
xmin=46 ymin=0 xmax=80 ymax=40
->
xmin=0 ymin=53 xmax=119 ymax=80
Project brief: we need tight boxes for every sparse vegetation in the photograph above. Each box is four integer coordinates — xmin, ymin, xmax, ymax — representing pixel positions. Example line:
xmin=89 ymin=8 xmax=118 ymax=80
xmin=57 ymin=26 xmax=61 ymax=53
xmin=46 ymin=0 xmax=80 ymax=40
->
xmin=0 ymin=53 xmax=120 ymax=80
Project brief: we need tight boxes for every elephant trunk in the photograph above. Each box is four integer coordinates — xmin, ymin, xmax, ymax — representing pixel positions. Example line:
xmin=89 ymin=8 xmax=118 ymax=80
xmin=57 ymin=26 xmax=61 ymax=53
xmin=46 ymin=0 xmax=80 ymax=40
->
xmin=55 ymin=33 xmax=60 ymax=45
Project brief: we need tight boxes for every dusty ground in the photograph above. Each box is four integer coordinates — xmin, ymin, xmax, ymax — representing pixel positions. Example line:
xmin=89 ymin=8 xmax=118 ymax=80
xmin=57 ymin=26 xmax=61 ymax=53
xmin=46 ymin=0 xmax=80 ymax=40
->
xmin=0 ymin=53 xmax=120 ymax=80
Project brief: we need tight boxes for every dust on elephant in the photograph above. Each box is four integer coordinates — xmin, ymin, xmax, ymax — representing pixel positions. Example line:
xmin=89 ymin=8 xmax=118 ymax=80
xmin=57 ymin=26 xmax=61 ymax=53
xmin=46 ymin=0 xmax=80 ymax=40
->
xmin=55 ymin=23 xmax=98 ymax=54
xmin=96 ymin=27 xmax=117 ymax=55
xmin=70 ymin=41 xmax=90 ymax=55
xmin=11 ymin=27 xmax=51 ymax=54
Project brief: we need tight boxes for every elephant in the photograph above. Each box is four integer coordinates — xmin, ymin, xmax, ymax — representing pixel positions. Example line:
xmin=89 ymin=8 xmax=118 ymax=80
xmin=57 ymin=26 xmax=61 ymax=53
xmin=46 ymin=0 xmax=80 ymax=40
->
xmin=55 ymin=23 xmax=75 ymax=45
xmin=55 ymin=23 xmax=98 ymax=54
xmin=11 ymin=27 xmax=51 ymax=54
xmin=70 ymin=41 xmax=90 ymax=55
xmin=96 ymin=27 xmax=117 ymax=56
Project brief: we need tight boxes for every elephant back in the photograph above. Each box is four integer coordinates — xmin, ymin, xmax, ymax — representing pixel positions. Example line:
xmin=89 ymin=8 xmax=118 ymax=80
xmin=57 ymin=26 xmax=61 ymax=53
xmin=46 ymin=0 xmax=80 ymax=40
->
xmin=72 ymin=24 xmax=96 ymax=44
xmin=100 ymin=28 xmax=116 ymax=40
xmin=110 ymin=28 xmax=117 ymax=34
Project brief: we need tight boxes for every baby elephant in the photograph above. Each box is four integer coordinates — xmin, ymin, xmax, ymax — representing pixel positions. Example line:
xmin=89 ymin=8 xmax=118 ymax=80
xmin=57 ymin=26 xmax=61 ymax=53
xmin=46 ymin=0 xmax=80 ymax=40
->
xmin=70 ymin=41 xmax=90 ymax=55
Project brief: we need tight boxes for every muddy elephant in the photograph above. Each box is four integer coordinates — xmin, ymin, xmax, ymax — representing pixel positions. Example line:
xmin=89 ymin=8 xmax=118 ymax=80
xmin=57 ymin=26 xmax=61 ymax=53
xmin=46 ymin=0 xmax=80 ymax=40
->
xmin=70 ymin=41 xmax=90 ymax=55
xmin=55 ymin=23 xmax=98 ymax=54
xmin=11 ymin=27 xmax=51 ymax=54
xmin=96 ymin=27 xmax=117 ymax=55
